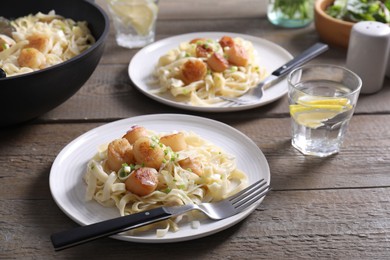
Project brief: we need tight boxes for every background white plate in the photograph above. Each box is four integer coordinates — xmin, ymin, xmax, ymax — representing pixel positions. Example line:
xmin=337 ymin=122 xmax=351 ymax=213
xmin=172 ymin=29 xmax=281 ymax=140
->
xmin=50 ymin=114 xmax=270 ymax=243
xmin=128 ymin=32 xmax=293 ymax=112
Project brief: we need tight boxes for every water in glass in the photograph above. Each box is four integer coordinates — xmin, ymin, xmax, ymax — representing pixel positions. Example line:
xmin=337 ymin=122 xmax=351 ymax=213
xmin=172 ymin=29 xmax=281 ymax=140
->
xmin=289 ymin=80 xmax=355 ymax=157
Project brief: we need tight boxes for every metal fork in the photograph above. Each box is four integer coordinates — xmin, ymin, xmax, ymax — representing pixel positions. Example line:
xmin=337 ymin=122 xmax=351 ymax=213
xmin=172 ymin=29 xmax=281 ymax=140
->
xmin=51 ymin=179 xmax=270 ymax=251
xmin=220 ymin=42 xmax=329 ymax=106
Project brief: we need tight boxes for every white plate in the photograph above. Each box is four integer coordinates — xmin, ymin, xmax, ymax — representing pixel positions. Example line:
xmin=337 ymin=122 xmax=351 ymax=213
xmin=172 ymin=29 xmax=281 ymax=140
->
xmin=50 ymin=114 xmax=270 ymax=243
xmin=128 ymin=32 xmax=293 ymax=112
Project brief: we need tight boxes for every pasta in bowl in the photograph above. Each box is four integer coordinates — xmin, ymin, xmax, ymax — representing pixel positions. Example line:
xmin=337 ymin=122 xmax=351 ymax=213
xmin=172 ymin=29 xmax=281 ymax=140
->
xmin=152 ymin=35 xmax=267 ymax=106
xmin=0 ymin=10 xmax=95 ymax=77
xmin=84 ymin=125 xmax=248 ymax=237
xmin=0 ymin=0 xmax=109 ymax=126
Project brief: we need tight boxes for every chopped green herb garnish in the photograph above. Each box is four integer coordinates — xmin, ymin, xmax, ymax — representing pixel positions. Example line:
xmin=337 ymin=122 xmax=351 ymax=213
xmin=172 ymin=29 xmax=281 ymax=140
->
xmin=119 ymin=170 xmax=128 ymax=179
xmin=169 ymin=152 xmax=178 ymax=162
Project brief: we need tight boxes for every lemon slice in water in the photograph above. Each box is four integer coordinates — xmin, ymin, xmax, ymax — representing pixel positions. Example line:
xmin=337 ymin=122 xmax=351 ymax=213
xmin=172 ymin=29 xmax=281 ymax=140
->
xmin=290 ymin=97 xmax=353 ymax=129
xmin=290 ymin=108 xmax=342 ymax=128
xmin=107 ymin=0 xmax=158 ymax=36
xmin=297 ymin=96 xmax=352 ymax=108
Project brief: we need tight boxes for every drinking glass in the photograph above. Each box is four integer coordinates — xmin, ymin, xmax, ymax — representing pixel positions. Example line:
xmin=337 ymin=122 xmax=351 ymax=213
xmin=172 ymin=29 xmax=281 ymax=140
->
xmin=288 ymin=64 xmax=362 ymax=157
xmin=267 ymin=0 xmax=314 ymax=28
xmin=106 ymin=0 xmax=159 ymax=48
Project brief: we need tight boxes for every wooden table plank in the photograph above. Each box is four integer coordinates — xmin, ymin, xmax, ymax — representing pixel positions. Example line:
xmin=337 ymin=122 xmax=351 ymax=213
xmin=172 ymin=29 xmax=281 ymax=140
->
xmin=1 ymin=188 xmax=389 ymax=259
xmin=99 ymin=19 xmax=320 ymax=65
xmin=97 ymin=0 xmax=268 ymax=20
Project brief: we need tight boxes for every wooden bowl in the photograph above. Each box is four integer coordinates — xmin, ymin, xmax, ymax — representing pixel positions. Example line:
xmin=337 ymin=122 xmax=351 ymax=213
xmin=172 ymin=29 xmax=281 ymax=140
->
xmin=314 ymin=0 xmax=355 ymax=48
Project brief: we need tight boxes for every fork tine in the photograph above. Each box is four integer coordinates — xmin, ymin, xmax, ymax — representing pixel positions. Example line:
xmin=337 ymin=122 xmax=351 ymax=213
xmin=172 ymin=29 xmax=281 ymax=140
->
xmin=233 ymin=185 xmax=270 ymax=213
xmin=231 ymin=180 xmax=268 ymax=207
xmin=228 ymin=179 xmax=267 ymax=203
xmin=219 ymin=96 xmax=258 ymax=106
xmin=219 ymin=97 xmax=247 ymax=106
xmin=220 ymin=98 xmax=243 ymax=107
xmin=222 ymin=101 xmax=236 ymax=107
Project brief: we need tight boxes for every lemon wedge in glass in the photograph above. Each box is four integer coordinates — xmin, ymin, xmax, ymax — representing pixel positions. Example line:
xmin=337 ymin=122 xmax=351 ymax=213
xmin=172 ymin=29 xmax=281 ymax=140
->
xmin=290 ymin=97 xmax=353 ymax=129
xmin=297 ymin=96 xmax=352 ymax=108
xmin=107 ymin=0 xmax=158 ymax=36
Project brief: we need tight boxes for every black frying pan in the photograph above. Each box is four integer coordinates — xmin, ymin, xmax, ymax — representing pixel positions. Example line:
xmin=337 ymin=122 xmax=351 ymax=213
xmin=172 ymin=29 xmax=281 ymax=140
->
xmin=0 ymin=0 xmax=110 ymax=126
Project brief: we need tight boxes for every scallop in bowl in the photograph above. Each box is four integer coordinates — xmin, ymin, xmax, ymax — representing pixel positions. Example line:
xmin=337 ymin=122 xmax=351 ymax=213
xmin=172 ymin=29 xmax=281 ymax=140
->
xmin=0 ymin=0 xmax=109 ymax=126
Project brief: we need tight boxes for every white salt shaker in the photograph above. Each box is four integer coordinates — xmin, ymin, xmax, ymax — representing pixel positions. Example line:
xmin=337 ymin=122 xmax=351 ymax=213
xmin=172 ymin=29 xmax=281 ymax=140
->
xmin=346 ymin=21 xmax=390 ymax=94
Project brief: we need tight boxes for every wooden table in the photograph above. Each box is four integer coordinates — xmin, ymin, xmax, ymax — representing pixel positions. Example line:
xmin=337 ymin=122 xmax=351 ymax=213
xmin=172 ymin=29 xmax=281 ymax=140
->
xmin=1 ymin=1 xmax=390 ymax=258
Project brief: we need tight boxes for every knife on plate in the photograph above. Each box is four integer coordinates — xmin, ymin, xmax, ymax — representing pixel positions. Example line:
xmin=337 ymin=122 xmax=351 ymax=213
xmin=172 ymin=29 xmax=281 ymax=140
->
xmin=51 ymin=180 xmax=271 ymax=251
xmin=51 ymin=205 xmax=193 ymax=251
xmin=261 ymin=42 xmax=329 ymax=90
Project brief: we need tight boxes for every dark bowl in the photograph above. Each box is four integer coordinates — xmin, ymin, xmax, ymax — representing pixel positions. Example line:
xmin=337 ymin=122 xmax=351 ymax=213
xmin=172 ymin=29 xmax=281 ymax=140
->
xmin=0 ymin=0 xmax=109 ymax=126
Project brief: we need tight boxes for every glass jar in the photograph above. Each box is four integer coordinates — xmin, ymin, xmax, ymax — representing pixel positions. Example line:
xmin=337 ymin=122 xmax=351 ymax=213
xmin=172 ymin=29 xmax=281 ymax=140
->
xmin=267 ymin=0 xmax=314 ymax=28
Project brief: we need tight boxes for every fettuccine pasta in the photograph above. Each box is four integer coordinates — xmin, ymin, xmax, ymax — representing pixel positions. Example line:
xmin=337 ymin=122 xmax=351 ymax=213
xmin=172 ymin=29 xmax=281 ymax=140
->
xmin=152 ymin=35 xmax=267 ymax=106
xmin=84 ymin=126 xmax=247 ymax=236
xmin=0 ymin=10 xmax=95 ymax=77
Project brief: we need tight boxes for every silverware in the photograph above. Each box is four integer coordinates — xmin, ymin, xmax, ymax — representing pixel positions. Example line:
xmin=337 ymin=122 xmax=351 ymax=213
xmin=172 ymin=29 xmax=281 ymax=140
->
xmin=220 ymin=42 xmax=329 ymax=106
xmin=51 ymin=179 xmax=270 ymax=251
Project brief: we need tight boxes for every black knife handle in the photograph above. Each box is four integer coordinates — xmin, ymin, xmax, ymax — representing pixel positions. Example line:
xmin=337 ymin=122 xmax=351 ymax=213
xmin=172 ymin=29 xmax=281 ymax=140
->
xmin=272 ymin=42 xmax=329 ymax=77
xmin=51 ymin=207 xmax=172 ymax=251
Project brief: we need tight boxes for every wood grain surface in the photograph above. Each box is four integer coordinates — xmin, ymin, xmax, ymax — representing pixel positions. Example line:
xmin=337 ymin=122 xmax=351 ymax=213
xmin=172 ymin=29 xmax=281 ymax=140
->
xmin=1 ymin=0 xmax=390 ymax=259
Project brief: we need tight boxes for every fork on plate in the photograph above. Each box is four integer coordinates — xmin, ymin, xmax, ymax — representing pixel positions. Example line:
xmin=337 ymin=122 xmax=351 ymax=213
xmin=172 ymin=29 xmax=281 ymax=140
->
xmin=51 ymin=179 xmax=270 ymax=251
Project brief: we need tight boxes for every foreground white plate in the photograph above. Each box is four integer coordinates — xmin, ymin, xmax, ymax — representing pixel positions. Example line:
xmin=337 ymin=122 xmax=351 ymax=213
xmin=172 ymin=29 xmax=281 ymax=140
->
xmin=129 ymin=32 xmax=293 ymax=112
xmin=50 ymin=114 xmax=270 ymax=243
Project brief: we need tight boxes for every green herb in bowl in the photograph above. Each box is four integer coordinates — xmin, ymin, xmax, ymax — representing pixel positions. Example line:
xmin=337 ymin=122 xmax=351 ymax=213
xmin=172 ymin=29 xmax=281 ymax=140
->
xmin=326 ymin=0 xmax=390 ymax=23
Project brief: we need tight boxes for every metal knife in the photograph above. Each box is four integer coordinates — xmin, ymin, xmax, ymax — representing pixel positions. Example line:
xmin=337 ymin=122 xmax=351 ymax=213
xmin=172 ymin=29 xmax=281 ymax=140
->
xmin=261 ymin=42 xmax=329 ymax=90
xmin=51 ymin=205 xmax=194 ymax=251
